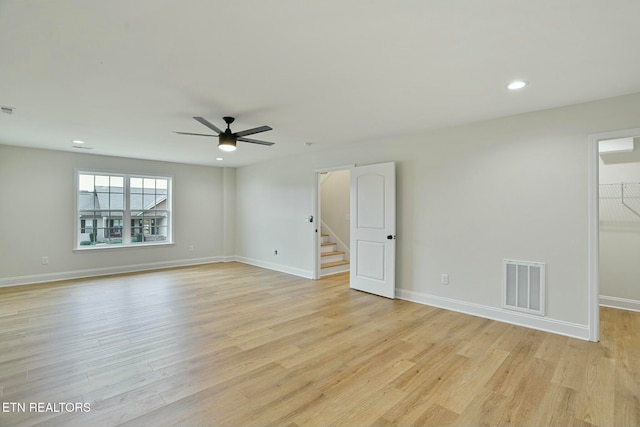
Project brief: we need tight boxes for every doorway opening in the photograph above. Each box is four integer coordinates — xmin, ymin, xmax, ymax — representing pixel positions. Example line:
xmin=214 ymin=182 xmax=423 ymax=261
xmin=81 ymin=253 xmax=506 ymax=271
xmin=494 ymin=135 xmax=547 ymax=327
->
xmin=313 ymin=162 xmax=397 ymax=299
xmin=589 ymin=127 xmax=640 ymax=342
xmin=597 ymin=134 xmax=640 ymax=312
xmin=314 ymin=167 xmax=352 ymax=279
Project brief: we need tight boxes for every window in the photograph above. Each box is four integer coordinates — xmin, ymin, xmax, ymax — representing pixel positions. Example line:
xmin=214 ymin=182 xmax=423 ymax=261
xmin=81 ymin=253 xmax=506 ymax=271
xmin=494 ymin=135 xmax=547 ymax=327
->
xmin=77 ymin=172 xmax=171 ymax=248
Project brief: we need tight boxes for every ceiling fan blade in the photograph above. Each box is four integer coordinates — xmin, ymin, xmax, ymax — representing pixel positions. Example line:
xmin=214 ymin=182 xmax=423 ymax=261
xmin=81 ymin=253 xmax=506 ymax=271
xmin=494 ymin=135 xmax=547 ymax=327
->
xmin=193 ymin=117 xmax=223 ymax=134
xmin=173 ymin=131 xmax=217 ymax=137
xmin=237 ymin=137 xmax=275 ymax=146
xmin=234 ymin=125 xmax=272 ymax=138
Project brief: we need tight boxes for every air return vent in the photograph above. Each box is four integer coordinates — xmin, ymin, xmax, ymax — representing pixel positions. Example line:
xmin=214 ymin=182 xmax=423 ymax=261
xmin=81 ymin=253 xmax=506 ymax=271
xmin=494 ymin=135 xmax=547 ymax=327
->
xmin=503 ymin=259 xmax=545 ymax=316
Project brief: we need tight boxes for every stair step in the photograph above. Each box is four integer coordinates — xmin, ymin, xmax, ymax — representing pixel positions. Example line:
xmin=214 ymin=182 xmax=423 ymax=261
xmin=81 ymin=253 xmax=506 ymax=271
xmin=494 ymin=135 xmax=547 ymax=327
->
xmin=321 ymin=251 xmax=344 ymax=257
xmin=320 ymin=242 xmax=334 ymax=246
xmin=321 ymin=260 xmax=350 ymax=269
xmin=321 ymin=243 xmax=337 ymax=254
xmin=320 ymin=250 xmax=346 ymax=263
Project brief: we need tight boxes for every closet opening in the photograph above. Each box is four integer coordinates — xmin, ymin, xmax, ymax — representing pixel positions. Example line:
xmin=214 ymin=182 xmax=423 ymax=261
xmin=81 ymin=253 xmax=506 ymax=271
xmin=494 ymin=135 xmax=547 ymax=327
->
xmin=598 ymin=135 xmax=640 ymax=312
xmin=589 ymin=127 xmax=640 ymax=342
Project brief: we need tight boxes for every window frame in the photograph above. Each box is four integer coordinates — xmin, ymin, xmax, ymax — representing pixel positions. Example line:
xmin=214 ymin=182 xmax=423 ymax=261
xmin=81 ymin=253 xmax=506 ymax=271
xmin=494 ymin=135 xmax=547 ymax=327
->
xmin=74 ymin=169 xmax=173 ymax=251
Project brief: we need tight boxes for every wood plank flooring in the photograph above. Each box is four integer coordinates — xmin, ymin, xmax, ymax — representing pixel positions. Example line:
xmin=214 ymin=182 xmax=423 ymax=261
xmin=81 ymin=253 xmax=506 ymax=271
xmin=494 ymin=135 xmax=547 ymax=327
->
xmin=0 ymin=262 xmax=638 ymax=426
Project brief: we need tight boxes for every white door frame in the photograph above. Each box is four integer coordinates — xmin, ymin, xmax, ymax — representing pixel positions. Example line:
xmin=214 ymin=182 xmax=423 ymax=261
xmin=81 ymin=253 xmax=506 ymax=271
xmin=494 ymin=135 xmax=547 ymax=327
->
xmin=588 ymin=126 xmax=640 ymax=342
xmin=312 ymin=164 xmax=355 ymax=280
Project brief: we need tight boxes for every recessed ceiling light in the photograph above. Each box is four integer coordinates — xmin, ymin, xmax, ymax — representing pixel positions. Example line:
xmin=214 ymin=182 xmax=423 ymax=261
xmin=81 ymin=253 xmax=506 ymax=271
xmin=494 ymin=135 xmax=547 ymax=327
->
xmin=216 ymin=157 xmax=223 ymax=161
xmin=507 ymin=80 xmax=527 ymax=90
xmin=72 ymin=140 xmax=85 ymax=144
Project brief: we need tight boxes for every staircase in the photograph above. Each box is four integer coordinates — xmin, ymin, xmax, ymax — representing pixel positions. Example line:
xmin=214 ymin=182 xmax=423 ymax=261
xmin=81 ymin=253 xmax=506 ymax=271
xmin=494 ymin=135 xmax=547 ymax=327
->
xmin=320 ymin=233 xmax=350 ymax=276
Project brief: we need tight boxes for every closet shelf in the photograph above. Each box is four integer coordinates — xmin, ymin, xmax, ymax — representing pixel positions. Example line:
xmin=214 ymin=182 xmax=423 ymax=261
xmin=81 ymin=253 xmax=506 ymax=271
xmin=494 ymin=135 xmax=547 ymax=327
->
xmin=599 ymin=182 xmax=640 ymax=225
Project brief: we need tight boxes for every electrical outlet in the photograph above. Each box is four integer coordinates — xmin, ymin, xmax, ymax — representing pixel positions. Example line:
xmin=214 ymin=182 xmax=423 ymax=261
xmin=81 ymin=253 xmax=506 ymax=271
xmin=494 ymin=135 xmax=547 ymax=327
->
xmin=41 ymin=256 xmax=49 ymax=265
xmin=440 ymin=273 xmax=449 ymax=285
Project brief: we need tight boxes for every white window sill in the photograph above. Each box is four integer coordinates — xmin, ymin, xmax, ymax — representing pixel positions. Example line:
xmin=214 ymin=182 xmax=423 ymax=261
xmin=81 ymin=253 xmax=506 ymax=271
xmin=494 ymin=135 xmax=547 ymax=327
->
xmin=73 ymin=241 xmax=175 ymax=253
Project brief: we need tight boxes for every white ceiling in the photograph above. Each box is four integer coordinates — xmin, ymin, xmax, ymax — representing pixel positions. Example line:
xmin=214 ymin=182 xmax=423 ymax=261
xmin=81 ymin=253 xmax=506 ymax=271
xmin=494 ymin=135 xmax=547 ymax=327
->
xmin=1 ymin=1 xmax=640 ymax=167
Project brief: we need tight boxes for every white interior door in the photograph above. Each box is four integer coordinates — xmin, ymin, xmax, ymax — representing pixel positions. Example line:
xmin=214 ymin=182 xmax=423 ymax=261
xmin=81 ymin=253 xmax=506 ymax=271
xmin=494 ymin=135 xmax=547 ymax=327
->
xmin=350 ymin=162 xmax=396 ymax=298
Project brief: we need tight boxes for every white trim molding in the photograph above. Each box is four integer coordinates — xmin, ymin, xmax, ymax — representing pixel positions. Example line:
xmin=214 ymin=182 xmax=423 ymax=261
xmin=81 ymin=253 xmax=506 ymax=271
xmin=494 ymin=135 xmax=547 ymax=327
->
xmin=314 ymin=164 xmax=356 ymax=173
xmin=588 ymin=131 xmax=600 ymax=342
xmin=396 ymin=288 xmax=590 ymax=341
xmin=235 ymin=256 xmax=314 ymax=279
xmin=0 ymin=257 xmax=224 ymax=288
xmin=600 ymin=295 xmax=640 ymax=312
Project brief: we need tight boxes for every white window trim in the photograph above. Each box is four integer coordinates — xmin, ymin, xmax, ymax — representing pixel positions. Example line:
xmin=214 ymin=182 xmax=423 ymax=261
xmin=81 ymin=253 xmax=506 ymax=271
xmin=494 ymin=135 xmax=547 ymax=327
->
xmin=74 ymin=169 xmax=174 ymax=251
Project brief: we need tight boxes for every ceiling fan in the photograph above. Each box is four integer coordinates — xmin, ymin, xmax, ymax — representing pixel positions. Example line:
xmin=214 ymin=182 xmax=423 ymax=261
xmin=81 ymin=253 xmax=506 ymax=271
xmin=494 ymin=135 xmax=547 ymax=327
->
xmin=174 ymin=116 xmax=274 ymax=152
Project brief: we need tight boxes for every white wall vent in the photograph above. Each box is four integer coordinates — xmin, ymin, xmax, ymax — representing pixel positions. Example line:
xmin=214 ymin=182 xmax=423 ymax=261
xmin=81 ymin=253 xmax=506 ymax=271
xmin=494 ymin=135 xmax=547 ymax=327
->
xmin=503 ymin=259 xmax=545 ymax=316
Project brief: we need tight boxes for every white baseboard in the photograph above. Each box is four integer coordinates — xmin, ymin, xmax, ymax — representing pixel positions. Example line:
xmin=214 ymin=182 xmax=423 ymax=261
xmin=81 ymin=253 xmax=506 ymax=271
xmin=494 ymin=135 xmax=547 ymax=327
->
xmin=0 ymin=255 xmax=313 ymax=288
xmin=600 ymin=295 xmax=640 ymax=312
xmin=320 ymin=267 xmax=350 ymax=277
xmin=396 ymin=288 xmax=591 ymax=341
xmin=235 ymin=256 xmax=314 ymax=279
xmin=1 ymin=258 xmax=596 ymax=342
xmin=0 ymin=257 xmax=225 ymax=288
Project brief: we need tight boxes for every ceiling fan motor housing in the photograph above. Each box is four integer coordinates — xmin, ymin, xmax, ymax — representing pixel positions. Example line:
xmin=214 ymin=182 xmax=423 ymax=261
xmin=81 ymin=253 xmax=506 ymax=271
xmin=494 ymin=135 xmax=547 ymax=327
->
xmin=218 ymin=129 xmax=237 ymax=151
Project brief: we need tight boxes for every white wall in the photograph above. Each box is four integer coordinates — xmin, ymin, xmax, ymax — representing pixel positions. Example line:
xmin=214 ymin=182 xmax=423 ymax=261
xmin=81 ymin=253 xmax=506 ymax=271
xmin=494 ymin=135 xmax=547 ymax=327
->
xmin=0 ymin=145 xmax=233 ymax=285
xmin=4 ymin=93 xmax=640 ymax=337
xmin=235 ymin=158 xmax=316 ymax=277
xmin=320 ymin=170 xmax=350 ymax=257
xmin=599 ymin=141 xmax=640 ymax=304
xmin=235 ymin=92 xmax=640 ymax=338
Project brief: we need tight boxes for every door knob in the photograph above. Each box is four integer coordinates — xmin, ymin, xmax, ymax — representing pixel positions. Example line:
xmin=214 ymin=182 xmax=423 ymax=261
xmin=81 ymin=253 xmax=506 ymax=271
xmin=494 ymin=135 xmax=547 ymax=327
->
xmin=387 ymin=235 xmax=396 ymax=240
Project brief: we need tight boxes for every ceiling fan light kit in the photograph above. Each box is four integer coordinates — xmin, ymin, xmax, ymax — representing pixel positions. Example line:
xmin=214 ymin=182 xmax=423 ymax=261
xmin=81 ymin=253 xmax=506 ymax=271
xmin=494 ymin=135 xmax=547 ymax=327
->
xmin=174 ymin=116 xmax=274 ymax=152
xmin=218 ymin=133 xmax=237 ymax=151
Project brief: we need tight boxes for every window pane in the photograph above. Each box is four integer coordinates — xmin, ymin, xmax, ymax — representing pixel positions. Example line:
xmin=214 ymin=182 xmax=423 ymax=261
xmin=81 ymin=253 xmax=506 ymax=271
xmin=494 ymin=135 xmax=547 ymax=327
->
xmin=110 ymin=176 xmax=124 ymax=192
xmin=77 ymin=172 xmax=171 ymax=248
xmin=130 ymin=193 xmax=142 ymax=209
xmin=79 ymin=212 xmax=98 ymax=245
xmin=95 ymin=175 xmax=110 ymax=187
xmin=156 ymin=226 xmax=168 ymax=239
xmin=131 ymin=177 xmax=143 ymax=193
xmin=79 ymin=174 xmax=94 ymax=191
xmin=110 ymin=193 xmax=124 ymax=209
xmin=79 ymin=193 xmax=96 ymax=210
xmin=131 ymin=217 xmax=143 ymax=239
xmin=143 ymin=194 xmax=156 ymax=208
xmin=79 ymin=211 xmax=97 ymax=220
xmin=106 ymin=215 xmax=123 ymax=241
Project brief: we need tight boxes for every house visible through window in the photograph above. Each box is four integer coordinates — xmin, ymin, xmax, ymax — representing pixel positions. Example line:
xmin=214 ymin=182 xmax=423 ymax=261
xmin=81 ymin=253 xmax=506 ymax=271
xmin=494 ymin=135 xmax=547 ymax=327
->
xmin=77 ymin=172 xmax=171 ymax=248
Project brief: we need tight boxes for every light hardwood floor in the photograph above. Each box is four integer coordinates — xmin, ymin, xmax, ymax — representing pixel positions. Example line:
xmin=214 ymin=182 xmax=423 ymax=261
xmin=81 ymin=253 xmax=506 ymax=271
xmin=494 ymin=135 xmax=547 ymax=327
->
xmin=0 ymin=262 xmax=638 ymax=426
